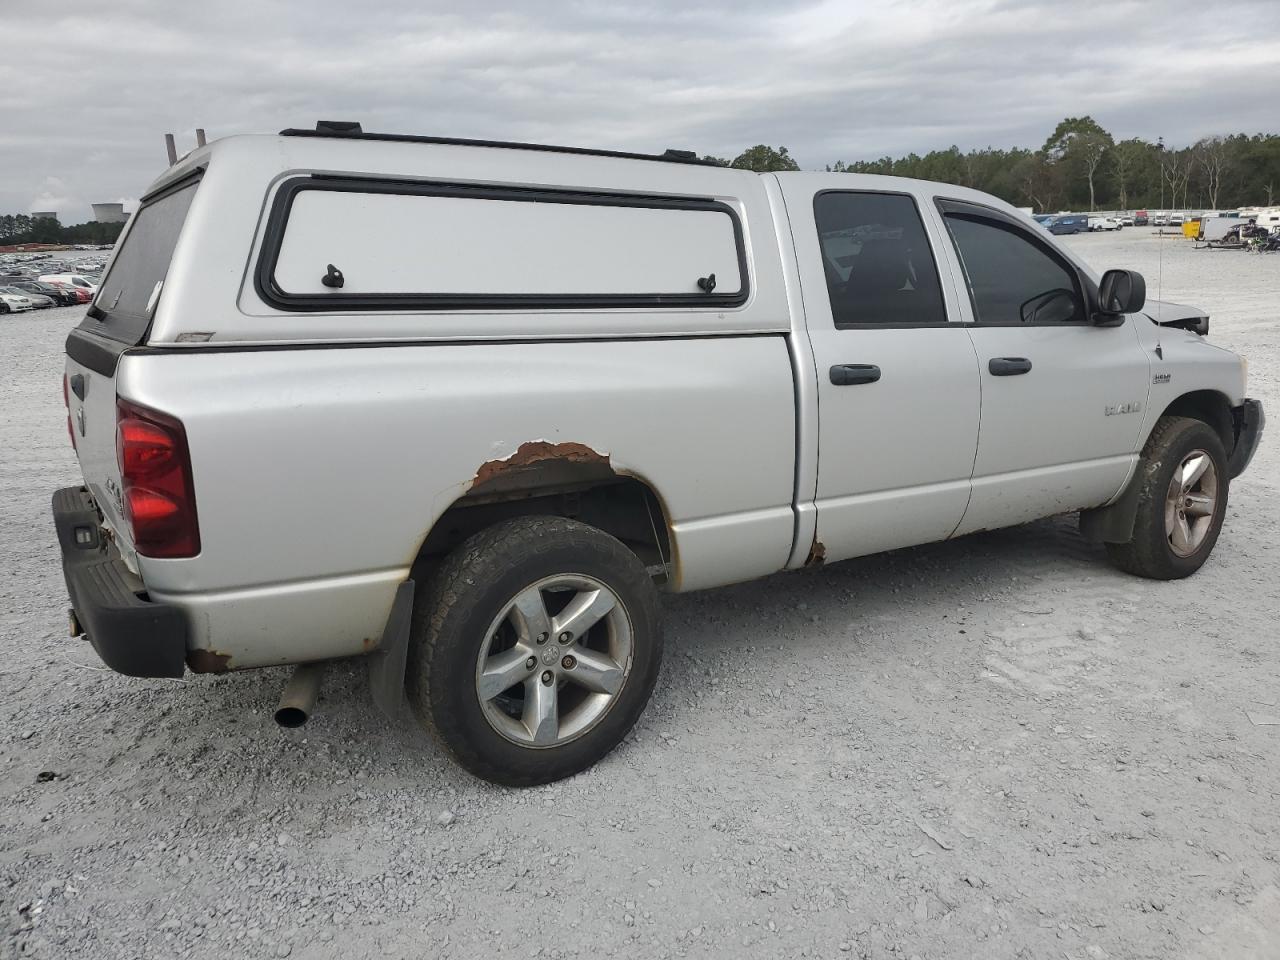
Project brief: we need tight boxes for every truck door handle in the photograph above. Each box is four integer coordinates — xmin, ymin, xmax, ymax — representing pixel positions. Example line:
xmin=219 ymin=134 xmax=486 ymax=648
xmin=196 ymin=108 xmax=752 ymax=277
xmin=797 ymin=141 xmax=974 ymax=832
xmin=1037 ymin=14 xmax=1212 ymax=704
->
xmin=829 ymin=363 xmax=881 ymax=386
xmin=988 ymin=357 xmax=1033 ymax=376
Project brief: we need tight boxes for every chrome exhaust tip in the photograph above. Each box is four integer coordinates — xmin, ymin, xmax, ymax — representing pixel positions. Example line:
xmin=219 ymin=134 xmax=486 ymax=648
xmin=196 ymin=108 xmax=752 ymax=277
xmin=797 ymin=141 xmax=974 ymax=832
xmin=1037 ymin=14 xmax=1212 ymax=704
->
xmin=274 ymin=662 xmax=326 ymax=728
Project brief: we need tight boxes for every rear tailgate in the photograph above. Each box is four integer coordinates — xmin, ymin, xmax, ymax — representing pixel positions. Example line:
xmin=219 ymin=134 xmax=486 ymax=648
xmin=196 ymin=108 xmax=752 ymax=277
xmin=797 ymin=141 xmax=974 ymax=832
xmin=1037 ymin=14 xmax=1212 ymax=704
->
xmin=65 ymin=175 xmax=202 ymax=561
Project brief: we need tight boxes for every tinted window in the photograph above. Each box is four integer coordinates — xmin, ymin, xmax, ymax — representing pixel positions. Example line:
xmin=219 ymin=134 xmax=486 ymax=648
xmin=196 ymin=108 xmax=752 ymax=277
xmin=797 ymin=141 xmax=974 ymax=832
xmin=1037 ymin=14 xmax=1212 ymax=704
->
xmin=944 ymin=215 xmax=1084 ymax=324
xmin=813 ymin=192 xmax=947 ymax=327
xmin=86 ymin=177 xmax=200 ymax=343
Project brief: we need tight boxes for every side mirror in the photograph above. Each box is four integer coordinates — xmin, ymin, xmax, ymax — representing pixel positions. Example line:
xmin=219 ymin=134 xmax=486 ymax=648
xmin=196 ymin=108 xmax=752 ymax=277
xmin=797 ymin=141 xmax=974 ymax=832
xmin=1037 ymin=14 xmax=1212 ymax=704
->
xmin=1098 ymin=268 xmax=1145 ymax=316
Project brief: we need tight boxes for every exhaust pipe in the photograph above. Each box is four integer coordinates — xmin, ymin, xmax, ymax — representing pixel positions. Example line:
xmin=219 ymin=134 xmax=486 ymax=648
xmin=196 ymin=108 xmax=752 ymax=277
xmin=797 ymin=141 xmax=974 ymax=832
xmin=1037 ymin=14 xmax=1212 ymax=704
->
xmin=275 ymin=662 xmax=326 ymax=728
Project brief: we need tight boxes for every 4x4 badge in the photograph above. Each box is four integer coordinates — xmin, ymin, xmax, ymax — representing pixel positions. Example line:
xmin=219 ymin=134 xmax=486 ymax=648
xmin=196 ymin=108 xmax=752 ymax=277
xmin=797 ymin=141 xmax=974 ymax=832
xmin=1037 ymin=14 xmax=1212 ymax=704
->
xmin=1153 ymin=372 xmax=1171 ymax=384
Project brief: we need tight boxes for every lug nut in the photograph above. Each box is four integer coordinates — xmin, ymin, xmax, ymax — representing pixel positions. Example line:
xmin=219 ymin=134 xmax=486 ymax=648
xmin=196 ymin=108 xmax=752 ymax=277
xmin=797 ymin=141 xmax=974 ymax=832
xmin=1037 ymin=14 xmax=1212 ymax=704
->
xmin=525 ymin=656 xmax=537 ymax=670
xmin=558 ymin=632 xmax=573 ymax=644
xmin=561 ymin=655 xmax=577 ymax=670
xmin=541 ymin=670 xmax=554 ymax=685
xmin=536 ymin=633 xmax=548 ymax=645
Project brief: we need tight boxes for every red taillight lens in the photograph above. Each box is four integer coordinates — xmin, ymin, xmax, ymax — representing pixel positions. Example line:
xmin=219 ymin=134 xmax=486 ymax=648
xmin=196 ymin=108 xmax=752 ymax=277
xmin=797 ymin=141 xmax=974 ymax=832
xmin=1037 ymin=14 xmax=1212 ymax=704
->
xmin=116 ymin=399 xmax=200 ymax=558
xmin=117 ymin=419 xmax=175 ymax=477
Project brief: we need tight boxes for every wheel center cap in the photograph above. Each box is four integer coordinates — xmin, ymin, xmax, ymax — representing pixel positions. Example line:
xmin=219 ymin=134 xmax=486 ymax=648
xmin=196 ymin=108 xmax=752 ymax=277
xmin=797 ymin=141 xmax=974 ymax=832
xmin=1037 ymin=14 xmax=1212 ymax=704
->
xmin=541 ymin=646 xmax=560 ymax=667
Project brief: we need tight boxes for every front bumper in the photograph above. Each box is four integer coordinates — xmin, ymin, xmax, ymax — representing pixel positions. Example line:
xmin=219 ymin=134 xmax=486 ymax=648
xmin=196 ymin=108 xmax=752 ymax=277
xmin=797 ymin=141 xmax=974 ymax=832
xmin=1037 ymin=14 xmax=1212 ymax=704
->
xmin=1228 ymin=399 xmax=1264 ymax=479
xmin=52 ymin=486 xmax=187 ymax=678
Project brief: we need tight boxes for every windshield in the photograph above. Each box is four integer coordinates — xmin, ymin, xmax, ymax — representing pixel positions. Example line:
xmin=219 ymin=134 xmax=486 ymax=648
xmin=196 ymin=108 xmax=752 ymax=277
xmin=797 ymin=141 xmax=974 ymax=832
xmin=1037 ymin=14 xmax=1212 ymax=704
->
xmin=82 ymin=176 xmax=200 ymax=344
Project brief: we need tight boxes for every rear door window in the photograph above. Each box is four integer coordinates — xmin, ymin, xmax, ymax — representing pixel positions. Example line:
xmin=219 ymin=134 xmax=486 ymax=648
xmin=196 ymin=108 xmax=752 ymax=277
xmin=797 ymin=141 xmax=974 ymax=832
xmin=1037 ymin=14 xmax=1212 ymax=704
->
xmin=82 ymin=176 xmax=200 ymax=344
xmin=257 ymin=178 xmax=748 ymax=311
xmin=812 ymin=191 xmax=947 ymax=327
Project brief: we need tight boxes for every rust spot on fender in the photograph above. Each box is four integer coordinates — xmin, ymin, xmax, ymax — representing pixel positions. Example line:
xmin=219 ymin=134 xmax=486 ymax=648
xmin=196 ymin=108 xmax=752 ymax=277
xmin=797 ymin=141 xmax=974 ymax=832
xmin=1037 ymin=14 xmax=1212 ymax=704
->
xmin=471 ymin=441 xmax=615 ymax=496
xmin=187 ymin=648 xmax=232 ymax=673
xmin=804 ymin=534 xmax=826 ymax=568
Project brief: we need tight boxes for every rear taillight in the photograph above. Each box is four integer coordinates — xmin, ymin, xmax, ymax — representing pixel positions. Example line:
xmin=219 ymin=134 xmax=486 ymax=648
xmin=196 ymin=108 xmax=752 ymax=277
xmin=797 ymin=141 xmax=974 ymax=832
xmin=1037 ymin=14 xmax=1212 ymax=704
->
xmin=116 ymin=399 xmax=200 ymax=558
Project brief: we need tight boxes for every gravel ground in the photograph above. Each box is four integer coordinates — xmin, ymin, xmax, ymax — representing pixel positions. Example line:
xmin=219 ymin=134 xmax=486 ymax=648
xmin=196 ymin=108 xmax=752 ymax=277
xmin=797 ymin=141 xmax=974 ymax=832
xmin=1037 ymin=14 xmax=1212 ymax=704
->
xmin=2 ymin=231 xmax=1278 ymax=960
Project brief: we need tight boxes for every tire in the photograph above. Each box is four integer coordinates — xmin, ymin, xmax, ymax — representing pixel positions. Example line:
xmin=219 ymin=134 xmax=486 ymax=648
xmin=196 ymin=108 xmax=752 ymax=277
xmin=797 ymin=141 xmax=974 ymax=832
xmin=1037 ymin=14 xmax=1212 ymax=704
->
xmin=1105 ymin=416 xmax=1230 ymax=579
xmin=406 ymin=516 xmax=663 ymax=786
xmin=0 ymin=304 xmax=8 ymax=315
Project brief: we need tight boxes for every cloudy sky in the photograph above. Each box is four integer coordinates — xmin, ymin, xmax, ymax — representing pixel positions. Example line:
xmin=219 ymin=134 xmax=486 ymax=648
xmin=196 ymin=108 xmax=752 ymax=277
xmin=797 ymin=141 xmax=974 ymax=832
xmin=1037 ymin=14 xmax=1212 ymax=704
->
xmin=3 ymin=0 xmax=1278 ymax=221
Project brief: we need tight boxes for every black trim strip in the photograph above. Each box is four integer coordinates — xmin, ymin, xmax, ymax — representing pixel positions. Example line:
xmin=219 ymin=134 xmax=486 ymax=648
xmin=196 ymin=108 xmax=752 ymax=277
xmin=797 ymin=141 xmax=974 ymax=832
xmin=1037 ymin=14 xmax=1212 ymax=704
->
xmin=279 ymin=127 xmax=721 ymax=167
xmin=137 ymin=330 xmax=785 ymax=357
xmin=254 ymin=176 xmax=751 ymax=313
xmin=66 ymin=327 xmax=131 ymax=377
xmin=139 ymin=168 xmax=205 ymax=206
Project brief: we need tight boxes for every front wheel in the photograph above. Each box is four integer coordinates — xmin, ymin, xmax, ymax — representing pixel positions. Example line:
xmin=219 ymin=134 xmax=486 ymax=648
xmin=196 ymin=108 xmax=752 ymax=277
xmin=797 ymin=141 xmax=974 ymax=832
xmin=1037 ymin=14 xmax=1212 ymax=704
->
xmin=1105 ymin=416 xmax=1229 ymax=579
xmin=407 ymin=516 xmax=663 ymax=786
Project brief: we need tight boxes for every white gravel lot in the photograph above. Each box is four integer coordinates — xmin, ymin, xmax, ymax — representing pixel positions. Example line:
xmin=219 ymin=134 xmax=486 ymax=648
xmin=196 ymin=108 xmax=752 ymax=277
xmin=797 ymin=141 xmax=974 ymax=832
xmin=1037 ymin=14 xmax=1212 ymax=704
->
xmin=2 ymin=231 xmax=1278 ymax=960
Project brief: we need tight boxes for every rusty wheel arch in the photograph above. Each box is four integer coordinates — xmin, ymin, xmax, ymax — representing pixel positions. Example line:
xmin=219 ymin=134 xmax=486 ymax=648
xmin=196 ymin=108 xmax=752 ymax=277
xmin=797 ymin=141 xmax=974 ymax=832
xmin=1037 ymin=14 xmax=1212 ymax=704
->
xmin=413 ymin=441 xmax=678 ymax=586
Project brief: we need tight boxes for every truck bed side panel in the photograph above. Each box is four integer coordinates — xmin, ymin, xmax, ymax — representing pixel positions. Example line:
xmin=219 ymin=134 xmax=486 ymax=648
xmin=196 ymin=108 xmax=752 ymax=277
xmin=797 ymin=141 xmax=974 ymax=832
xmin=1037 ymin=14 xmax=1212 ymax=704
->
xmin=117 ymin=337 xmax=796 ymax=668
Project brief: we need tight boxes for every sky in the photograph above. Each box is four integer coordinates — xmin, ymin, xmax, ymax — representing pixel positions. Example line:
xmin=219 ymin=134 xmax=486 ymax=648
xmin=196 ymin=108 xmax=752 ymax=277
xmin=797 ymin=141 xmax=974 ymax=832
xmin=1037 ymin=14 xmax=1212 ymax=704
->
xmin=3 ymin=0 xmax=1279 ymax=221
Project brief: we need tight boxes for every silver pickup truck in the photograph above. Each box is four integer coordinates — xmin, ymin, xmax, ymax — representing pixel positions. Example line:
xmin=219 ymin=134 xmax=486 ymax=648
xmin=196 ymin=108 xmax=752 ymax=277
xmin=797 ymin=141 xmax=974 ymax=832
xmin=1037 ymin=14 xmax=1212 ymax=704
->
xmin=54 ymin=123 xmax=1263 ymax=785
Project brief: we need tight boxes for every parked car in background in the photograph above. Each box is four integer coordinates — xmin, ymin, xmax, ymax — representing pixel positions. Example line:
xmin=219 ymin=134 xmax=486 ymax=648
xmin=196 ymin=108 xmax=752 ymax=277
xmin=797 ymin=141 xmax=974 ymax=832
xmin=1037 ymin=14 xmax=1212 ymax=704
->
xmin=39 ymin=273 xmax=99 ymax=294
xmin=1089 ymin=216 xmax=1122 ymax=232
xmin=1119 ymin=215 xmax=1135 ymax=226
xmin=11 ymin=280 xmax=79 ymax=306
xmin=0 ymin=290 xmax=34 ymax=313
xmin=0 ymin=285 xmax=54 ymax=308
xmin=1049 ymin=214 xmax=1090 ymax=234
xmin=44 ymin=280 xmax=93 ymax=303
xmin=1134 ymin=211 xmax=1149 ymax=226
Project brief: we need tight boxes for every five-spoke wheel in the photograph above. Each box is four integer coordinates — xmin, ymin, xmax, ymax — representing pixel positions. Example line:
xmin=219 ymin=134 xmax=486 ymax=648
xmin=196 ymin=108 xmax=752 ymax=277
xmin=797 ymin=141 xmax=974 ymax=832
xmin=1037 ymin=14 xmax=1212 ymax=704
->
xmin=1106 ymin=415 xmax=1229 ymax=579
xmin=476 ymin=575 xmax=633 ymax=748
xmin=407 ymin=516 xmax=662 ymax=786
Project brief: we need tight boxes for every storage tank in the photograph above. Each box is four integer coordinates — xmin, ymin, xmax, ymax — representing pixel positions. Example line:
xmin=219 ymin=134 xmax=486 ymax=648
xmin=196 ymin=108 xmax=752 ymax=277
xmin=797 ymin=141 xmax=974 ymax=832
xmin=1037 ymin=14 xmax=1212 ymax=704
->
xmin=91 ymin=202 xmax=127 ymax=224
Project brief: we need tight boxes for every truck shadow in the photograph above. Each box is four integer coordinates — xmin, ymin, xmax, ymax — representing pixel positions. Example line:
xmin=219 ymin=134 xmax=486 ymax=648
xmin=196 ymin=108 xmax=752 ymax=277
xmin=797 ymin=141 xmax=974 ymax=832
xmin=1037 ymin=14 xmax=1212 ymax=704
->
xmin=78 ymin=513 xmax=1126 ymax=803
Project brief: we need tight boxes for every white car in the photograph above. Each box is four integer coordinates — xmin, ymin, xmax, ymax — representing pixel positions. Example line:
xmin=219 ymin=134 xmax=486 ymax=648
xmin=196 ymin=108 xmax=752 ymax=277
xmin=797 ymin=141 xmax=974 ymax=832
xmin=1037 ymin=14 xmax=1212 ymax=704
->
xmin=53 ymin=123 xmax=1264 ymax=786
xmin=1089 ymin=216 xmax=1121 ymax=231
xmin=0 ymin=290 xmax=34 ymax=313
xmin=39 ymin=273 xmax=98 ymax=294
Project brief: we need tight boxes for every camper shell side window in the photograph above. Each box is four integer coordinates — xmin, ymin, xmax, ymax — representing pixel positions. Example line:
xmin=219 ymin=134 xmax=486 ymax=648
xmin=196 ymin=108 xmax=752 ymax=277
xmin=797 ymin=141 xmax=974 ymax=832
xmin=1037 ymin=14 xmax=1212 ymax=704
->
xmin=255 ymin=177 xmax=750 ymax=313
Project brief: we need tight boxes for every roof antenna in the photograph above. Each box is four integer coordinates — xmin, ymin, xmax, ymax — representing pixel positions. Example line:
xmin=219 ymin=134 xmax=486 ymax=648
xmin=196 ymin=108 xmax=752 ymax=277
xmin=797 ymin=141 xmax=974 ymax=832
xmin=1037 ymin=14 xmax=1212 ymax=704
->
xmin=196 ymin=128 xmax=207 ymax=148
xmin=164 ymin=133 xmax=177 ymax=165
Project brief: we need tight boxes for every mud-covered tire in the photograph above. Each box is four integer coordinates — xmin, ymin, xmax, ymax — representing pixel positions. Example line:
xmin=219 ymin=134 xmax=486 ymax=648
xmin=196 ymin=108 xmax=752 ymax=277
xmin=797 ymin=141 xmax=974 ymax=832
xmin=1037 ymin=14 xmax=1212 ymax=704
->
xmin=1105 ymin=416 xmax=1230 ymax=580
xmin=406 ymin=516 xmax=663 ymax=786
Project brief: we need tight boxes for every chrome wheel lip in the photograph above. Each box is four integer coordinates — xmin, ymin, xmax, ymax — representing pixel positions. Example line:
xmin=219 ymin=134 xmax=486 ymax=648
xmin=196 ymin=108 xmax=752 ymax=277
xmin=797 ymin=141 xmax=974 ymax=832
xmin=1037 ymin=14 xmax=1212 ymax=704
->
xmin=474 ymin=573 xmax=633 ymax=749
xmin=1165 ymin=448 xmax=1219 ymax=558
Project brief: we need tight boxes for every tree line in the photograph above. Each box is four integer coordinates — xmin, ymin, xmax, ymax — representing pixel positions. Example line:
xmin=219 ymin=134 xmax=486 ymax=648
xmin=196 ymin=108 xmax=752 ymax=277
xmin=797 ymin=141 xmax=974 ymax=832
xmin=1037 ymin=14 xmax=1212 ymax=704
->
xmin=0 ymin=214 xmax=125 ymax=246
xmin=707 ymin=119 xmax=1280 ymax=213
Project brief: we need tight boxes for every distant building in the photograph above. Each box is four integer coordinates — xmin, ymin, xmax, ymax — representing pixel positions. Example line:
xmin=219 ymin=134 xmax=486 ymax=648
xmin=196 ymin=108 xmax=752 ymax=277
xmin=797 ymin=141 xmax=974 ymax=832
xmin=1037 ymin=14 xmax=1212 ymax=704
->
xmin=91 ymin=202 xmax=127 ymax=224
xmin=31 ymin=211 xmax=59 ymax=222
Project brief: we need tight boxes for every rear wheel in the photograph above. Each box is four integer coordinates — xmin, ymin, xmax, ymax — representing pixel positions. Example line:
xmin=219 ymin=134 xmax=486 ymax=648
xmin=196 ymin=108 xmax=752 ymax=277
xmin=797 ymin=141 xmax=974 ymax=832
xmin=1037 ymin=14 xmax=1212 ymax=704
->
xmin=1105 ymin=416 xmax=1229 ymax=579
xmin=407 ymin=516 xmax=663 ymax=786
